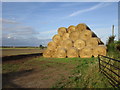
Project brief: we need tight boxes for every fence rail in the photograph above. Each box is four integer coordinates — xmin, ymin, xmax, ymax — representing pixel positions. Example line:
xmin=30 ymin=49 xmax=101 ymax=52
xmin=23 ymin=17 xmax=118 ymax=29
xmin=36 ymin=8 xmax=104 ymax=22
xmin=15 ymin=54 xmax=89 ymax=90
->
xmin=98 ymin=55 xmax=120 ymax=88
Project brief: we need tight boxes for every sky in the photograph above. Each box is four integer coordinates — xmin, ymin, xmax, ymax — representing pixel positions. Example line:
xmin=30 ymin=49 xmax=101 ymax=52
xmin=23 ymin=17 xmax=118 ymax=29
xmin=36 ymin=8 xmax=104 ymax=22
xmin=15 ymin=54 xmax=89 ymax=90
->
xmin=1 ymin=2 xmax=119 ymax=46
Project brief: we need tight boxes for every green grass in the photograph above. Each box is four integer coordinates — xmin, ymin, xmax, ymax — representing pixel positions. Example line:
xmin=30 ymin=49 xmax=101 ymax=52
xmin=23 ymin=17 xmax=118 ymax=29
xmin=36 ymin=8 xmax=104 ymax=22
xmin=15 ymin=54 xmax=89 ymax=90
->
xmin=52 ymin=57 xmax=112 ymax=88
xmin=3 ymin=57 xmax=112 ymax=88
xmin=107 ymin=42 xmax=120 ymax=60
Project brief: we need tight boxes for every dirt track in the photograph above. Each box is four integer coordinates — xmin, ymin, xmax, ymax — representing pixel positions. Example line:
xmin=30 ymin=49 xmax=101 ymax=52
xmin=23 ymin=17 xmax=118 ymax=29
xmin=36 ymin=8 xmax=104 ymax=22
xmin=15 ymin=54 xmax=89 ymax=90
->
xmin=2 ymin=57 xmax=75 ymax=88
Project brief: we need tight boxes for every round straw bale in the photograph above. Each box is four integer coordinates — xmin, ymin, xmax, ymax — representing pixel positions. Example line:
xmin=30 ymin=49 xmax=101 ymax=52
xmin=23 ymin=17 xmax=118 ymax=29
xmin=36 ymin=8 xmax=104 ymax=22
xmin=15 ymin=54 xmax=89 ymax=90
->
xmin=47 ymin=41 xmax=57 ymax=50
xmin=74 ymin=39 xmax=86 ymax=50
xmin=62 ymin=39 xmax=73 ymax=50
xmin=43 ymin=49 xmax=52 ymax=58
xmin=51 ymin=49 xmax=57 ymax=58
xmin=58 ymin=27 xmax=67 ymax=36
xmin=56 ymin=48 xmax=67 ymax=58
xmin=62 ymin=33 xmax=70 ymax=40
xmin=68 ymin=25 xmax=76 ymax=33
xmin=52 ymin=34 xmax=62 ymax=45
xmin=80 ymin=30 xmax=92 ymax=41
xmin=76 ymin=23 xmax=90 ymax=32
xmin=69 ymin=31 xmax=80 ymax=41
xmin=67 ymin=47 xmax=79 ymax=58
xmin=86 ymin=38 xmax=99 ymax=47
xmin=79 ymin=46 xmax=93 ymax=58
xmin=93 ymin=45 xmax=107 ymax=57
xmin=56 ymin=45 xmax=63 ymax=50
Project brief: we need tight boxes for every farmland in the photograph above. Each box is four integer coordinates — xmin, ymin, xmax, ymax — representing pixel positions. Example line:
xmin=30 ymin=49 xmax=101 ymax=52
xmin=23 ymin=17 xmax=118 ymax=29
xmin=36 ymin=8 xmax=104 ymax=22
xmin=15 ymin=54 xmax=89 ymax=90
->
xmin=2 ymin=56 xmax=112 ymax=88
xmin=1 ymin=48 xmax=44 ymax=57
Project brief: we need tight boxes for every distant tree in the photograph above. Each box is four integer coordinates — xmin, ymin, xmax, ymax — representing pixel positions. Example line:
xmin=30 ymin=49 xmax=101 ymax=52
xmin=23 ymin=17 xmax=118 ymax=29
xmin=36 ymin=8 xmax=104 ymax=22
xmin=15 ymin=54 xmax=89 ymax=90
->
xmin=39 ymin=45 xmax=42 ymax=47
xmin=39 ymin=45 xmax=44 ymax=49
xmin=107 ymin=35 xmax=115 ymax=45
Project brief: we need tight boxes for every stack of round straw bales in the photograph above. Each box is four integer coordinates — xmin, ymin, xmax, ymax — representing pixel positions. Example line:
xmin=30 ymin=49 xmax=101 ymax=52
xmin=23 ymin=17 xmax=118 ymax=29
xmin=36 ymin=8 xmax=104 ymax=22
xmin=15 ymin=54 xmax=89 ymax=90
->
xmin=43 ymin=23 xmax=106 ymax=58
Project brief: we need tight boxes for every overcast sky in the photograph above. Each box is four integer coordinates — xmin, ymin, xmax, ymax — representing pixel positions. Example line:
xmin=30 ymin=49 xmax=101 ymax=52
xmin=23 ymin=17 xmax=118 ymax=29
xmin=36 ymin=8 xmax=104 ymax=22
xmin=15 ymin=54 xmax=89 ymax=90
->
xmin=2 ymin=2 xmax=118 ymax=46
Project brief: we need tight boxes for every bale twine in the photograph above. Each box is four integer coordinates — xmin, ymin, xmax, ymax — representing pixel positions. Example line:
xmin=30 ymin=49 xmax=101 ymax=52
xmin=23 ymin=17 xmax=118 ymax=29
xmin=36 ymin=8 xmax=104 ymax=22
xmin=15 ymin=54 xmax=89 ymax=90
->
xmin=62 ymin=39 xmax=73 ymax=50
xmin=76 ymin=23 xmax=90 ymax=32
xmin=69 ymin=31 xmax=80 ymax=41
xmin=86 ymin=38 xmax=99 ymax=47
xmin=43 ymin=49 xmax=52 ymax=58
xmin=80 ymin=30 xmax=92 ymax=41
xmin=74 ymin=39 xmax=86 ymax=50
xmin=93 ymin=45 xmax=107 ymax=57
xmin=68 ymin=25 xmax=76 ymax=33
xmin=52 ymin=34 xmax=62 ymax=45
xmin=56 ymin=48 xmax=67 ymax=58
xmin=62 ymin=33 xmax=70 ymax=40
xmin=67 ymin=47 xmax=79 ymax=58
xmin=47 ymin=41 xmax=57 ymax=50
xmin=79 ymin=46 xmax=93 ymax=58
xmin=58 ymin=27 xmax=67 ymax=36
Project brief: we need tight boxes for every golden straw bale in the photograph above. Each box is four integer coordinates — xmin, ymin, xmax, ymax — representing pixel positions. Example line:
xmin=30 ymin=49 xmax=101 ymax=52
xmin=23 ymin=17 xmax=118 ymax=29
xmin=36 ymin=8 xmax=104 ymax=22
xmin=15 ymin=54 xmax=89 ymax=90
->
xmin=56 ymin=45 xmax=63 ymax=50
xmin=79 ymin=46 xmax=93 ymax=58
xmin=80 ymin=30 xmax=92 ymax=41
xmin=47 ymin=41 xmax=57 ymax=50
xmin=56 ymin=48 xmax=67 ymax=58
xmin=67 ymin=47 xmax=79 ymax=58
xmin=68 ymin=25 xmax=76 ymax=33
xmin=74 ymin=39 xmax=86 ymax=50
xmin=93 ymin=45 xmax=107 ymax=57
xmin=62 ymin=39 xmax=73 ymax=50
xmin=58 ymin=27 xmax=67 ymax=36
xmin=86 ymin=38 xmax=99 ymax=47
xmin=69 ymin=31 xmax=80 ymax=41
xmin=62 ymin=33 xmax=70 ymax=40
xmin=52 ymin=34 xmax=62 ymax=45
xmin=43 ymin=49 xmax=52 ymax=58
xmin=76 ymin=23 xmax=90 ymax=32
xmin=51 ymin=49 xmax=57 ymax=58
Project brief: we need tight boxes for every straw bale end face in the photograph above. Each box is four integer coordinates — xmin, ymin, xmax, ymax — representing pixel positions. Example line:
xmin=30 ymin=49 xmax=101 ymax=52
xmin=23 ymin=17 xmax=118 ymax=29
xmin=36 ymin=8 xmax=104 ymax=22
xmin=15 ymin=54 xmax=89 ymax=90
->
xmin=52 ymin=34 xmax=62 ymax=45
xmin=43 ymin=49 xmax=52 ymax=58
xmin=62 ymin=33 xmax=70 ymax=40
xmin=93 ymin=45 xmax=107 ymax=57
xmin=69 ymin=31 xmax=80 ymax=41
xmin=67 ymin=47 xmax=79 ymax=58
xmin=62 ymin=39 xmax=73 ymax=50
xmin=47 ymin=41 xmax=57 ymax=50
xmin=56 ymin=48 xmax=67 ymax=58
xmin=74 ymin=39 xmax=86 ymax=50
xmin=68 ymin=25 xmax=76 ymax=33
xmin=79 ymin=46 xmax=93 ymax=58
xmin=86 ymin=38 xmax=99 ymax=47
xmin=80 ymin=30 xmax=92 ymax=41
xmin=58 ymin=27 xmax=67 ymax=36
xmin=75 ymin=23 xmax=87 ymax=32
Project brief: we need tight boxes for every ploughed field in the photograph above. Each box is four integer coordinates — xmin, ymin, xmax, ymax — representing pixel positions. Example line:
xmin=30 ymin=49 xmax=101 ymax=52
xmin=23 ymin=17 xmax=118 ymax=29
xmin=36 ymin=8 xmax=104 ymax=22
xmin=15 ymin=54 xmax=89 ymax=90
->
xmin=1 ymin=48 xmax=43 ymax=57
xmin=2 ymin=56 xmax=112 ymax=88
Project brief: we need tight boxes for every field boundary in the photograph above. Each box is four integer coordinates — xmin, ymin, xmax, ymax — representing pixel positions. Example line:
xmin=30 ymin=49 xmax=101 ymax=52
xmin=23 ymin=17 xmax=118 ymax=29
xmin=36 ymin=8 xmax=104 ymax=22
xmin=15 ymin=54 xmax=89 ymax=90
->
xmin=98 ymin=55 xmax=120 ymax=88
xmin=2 ymin=53 xmax=43 ymax=61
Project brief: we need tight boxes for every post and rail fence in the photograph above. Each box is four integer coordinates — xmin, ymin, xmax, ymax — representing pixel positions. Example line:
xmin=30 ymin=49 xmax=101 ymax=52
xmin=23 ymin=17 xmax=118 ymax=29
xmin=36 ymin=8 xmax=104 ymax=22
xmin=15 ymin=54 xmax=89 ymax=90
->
xmin=98 ymin=55 xmax=120 ymax=88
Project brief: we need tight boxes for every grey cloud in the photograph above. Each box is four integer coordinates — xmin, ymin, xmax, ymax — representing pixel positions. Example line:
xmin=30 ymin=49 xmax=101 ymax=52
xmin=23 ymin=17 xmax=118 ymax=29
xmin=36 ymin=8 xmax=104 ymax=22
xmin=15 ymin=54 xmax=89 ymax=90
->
xmin=2 ymin=18 xmax=44 ymax=46
xmin=1 ymin=18 xmax=19 ymax=24
xmin=2 ymin=37 xmax=51 ymax=46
